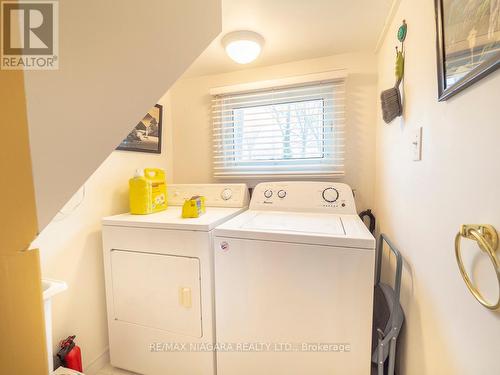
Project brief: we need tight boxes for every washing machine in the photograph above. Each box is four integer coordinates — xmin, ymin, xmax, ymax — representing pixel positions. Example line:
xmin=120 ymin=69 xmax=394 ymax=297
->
xmin=213 ymin=181 xmax=375 ymax=375
xmin=102 ymin=183 xmax=249 ymax=375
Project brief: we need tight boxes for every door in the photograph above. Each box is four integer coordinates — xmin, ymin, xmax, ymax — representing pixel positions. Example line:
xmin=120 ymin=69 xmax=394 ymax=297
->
xmin=214 ymin=236 xmax=374 ymax=375
xmin=111 ymin=249 xmax=202 ymax=337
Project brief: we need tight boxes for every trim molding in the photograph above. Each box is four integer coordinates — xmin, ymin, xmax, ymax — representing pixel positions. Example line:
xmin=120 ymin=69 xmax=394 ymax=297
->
xmin=209 ymin=69 xmax=347 ymax=95
xmin=84 ymin=348 xmax=110 ymax=375
xmin=374 ymin=0 xmax=402 ymax=53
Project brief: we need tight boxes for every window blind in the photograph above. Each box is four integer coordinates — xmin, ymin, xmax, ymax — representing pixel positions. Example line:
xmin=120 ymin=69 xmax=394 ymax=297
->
xmin=212 ymin=78 xmax=346 ymax=179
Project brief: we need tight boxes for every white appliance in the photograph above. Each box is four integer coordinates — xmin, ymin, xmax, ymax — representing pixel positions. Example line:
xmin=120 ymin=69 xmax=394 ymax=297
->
xmin=102 ymin=184 xmax=249 ymax=375
xmin=43 ymin=279 xmax=67 ymax=373
xmin=213 ymin=181 xmax=375 ymax=375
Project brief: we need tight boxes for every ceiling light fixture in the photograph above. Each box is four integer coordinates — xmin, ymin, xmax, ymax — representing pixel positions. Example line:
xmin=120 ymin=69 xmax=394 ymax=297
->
xmin=222 ymin=31 xmax=264 ymax=64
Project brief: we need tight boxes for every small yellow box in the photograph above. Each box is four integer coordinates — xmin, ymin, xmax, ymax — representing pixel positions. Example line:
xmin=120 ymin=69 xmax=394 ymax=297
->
xmin=182 ymin=196 xmax=206 ymax=218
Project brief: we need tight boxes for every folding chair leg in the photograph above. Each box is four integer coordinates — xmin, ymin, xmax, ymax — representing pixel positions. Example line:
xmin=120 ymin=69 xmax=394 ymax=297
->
xmin=378 ymin=331 xmax=384 ymax=375
xmin=379 ymin=361 xmax=384 ymax=375
xmin=388 ymin=334 xmax=397 ymax=375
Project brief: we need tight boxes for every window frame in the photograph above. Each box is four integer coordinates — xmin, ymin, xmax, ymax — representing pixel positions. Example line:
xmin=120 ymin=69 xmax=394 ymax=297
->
xmin=211 ymin=71 xmax=346 ymax=180
xmin=225 ymin=95 xmax=332 ymax=166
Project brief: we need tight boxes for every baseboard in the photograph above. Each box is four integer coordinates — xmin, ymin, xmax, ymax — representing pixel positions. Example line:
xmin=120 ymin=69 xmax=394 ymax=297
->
xmin=84 ymin=348 xmax=109 ymax=375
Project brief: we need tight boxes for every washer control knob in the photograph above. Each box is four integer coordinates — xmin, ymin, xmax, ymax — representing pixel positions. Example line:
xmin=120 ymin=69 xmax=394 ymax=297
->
xmin=322 ymin=187 xmax=339 ymax=203
xmin=277 ymin=190 xmax=287 ymax=199
xmin=264 ymin=189 xmax=273 ymax=199
xmin=221 ymin=188 xmax=232 ymax=201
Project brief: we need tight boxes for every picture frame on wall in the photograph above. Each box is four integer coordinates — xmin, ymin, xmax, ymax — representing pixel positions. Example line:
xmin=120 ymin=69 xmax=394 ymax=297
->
xmin=117 ymin=104 xmax=163 ymax=153
xmin=435 ymin=0 xmax=500 ymax=101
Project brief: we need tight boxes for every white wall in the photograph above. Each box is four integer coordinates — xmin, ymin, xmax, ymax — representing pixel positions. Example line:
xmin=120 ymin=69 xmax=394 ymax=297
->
xmin=375 ymin=1 xmax=500 ymax=374
xmin=24 ymin=0 xmax=221 ymax=231
xmin=170 ymin=52 xmax=378 ymax=211
xmin=32 ymin=93 xmax=173 ymax=372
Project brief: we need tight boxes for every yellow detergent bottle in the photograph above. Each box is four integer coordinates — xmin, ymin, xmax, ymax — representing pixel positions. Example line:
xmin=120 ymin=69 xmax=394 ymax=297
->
xmin=145 ymin=168 xmax=167 ymax=213
xmin=129 ymin=168 xmax=167 ymax=214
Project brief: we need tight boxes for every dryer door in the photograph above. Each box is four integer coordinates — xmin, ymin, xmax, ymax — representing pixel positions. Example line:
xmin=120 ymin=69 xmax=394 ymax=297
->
xmin=110 ymin=249 xmax=202 ymax=337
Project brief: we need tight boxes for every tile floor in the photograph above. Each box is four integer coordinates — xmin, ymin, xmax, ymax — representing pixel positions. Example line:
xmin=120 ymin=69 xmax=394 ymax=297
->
xmin=95 ymin=364 xmax=138 ymax=375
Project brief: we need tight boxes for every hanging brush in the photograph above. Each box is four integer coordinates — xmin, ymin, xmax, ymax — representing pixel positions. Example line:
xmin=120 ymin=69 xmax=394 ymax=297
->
xmin=381 ymin=20 xmax=407 ymax=124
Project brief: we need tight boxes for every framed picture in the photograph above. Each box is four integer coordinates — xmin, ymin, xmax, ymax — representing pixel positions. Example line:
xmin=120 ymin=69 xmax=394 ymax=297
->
xmin=117 ymin=104 xmax=163 ymax=153
xmin=435 ymin=0 xmax=500 ymax=101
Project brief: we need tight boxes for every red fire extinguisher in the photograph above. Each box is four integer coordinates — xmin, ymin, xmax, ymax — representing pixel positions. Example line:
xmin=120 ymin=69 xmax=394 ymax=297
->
xmin=57 ymin=335 xmax=83 ymax=372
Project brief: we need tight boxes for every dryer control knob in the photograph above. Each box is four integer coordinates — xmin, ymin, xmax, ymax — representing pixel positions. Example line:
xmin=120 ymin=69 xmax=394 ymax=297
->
xmin=264 ymin=189 xmax=273 ymax=199
xmin=322 ymin=187 xmax=339 ymax=203
xmin=277 ymin=190 xmax=287 ymax=198
xmin=221 ymin=188 xmax=232 ymax=200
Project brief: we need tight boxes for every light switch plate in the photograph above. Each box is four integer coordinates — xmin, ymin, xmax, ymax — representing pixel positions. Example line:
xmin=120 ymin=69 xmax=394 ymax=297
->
xmin=412 ymin=127 xmax=422 ymax=161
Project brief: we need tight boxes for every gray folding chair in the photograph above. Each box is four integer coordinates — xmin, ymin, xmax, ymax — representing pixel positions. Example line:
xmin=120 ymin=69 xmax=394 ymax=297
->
xmin=371 ymin=234 xmax=405 ymax=375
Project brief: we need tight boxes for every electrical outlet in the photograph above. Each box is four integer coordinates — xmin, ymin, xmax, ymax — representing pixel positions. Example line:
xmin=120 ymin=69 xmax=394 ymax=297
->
xmin=412 ymin=127 xmax=422 ymax=161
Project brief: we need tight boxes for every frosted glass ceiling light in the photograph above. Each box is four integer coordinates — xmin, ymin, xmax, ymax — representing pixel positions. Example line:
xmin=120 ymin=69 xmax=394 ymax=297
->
xmin=222 ymin=31 xmax=264 ymax=64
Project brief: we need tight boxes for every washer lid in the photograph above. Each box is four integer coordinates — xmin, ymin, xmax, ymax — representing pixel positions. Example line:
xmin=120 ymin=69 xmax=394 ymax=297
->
xmin=214 ymin=210 xmax=375 ymax=249
xmin=102 ymin=206 xmax=246 ymax=231
xmin=241 ymin=212 xmax=345 ymax=236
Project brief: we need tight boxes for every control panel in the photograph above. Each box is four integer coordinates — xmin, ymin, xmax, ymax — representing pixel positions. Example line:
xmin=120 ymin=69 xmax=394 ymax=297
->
xmin=168 ymin=184 xmax=249 ymax=208
xmin=250 ymin=182 xmax=356 ymax=214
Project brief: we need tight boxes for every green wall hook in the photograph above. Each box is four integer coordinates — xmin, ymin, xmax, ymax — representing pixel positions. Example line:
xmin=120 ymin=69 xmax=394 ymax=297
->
xmin=397 ymin=20 xmax=407 ymax=43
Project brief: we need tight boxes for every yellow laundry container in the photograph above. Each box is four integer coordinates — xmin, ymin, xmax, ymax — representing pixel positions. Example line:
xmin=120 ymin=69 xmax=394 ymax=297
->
xmin=129 ymin=168 xmax=167 ymax=214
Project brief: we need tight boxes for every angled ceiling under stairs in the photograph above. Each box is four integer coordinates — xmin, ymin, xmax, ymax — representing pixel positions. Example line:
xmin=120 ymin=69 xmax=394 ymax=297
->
xmin=22 ymin=0 xmax=222 ymax=230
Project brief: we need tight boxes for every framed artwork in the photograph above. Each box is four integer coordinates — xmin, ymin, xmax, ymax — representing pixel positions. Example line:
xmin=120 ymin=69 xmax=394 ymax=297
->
xmin=117 ymin=104 xmax=163 ymax=153
xmin=435 ymin=0 xmax=500 ymax=101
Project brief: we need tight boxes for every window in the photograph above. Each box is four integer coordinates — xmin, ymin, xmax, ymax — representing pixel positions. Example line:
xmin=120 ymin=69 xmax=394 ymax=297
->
xmin=212 ymin=76 xmax=345 ymax=178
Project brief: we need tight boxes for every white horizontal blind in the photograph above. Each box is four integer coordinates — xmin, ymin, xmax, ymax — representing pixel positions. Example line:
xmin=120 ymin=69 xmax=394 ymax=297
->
xmin=212 ymin=79 xmax=346 ymax=179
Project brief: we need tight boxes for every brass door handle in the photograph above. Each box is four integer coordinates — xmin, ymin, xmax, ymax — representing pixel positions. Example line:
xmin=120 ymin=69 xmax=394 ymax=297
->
xmin=455 ymin=224 xmax=500 ymax=310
